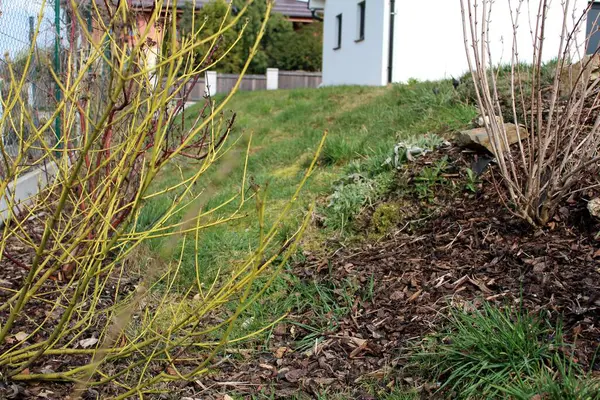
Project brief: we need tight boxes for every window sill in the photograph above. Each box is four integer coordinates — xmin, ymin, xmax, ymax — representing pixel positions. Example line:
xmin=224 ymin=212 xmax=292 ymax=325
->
xmin=333 ymin=46 xmax=341 ymax=51
xmin=355 ymin=37 xmax=365 ymax=43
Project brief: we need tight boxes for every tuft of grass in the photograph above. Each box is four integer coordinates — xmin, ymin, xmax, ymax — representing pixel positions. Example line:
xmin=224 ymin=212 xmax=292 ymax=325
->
xmin=384 ymin=389 xmax=421 ymax=400
xmin=415 ymin=302 xmax=599 ymax=399
xmin=503 ymin=353 xmax=600 ymax=400
xmin=415 ymin=302 xmax=555 ymax=399
xmin=320 ymin=135 xmax=365 ymax=166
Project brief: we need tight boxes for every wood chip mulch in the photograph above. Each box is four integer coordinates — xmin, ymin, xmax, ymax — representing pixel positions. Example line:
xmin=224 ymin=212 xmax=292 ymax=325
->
xmin=2 ymin=145 xmax=599 ymax=399
xmin=187 ymin=145 xmax=600 ymax=399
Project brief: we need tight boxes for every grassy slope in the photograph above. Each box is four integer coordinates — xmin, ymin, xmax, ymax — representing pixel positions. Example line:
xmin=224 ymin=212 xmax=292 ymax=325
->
xmin=138 ymin=82 xmax=476 ymax=397
xmin=136 ymin=82 xmax=477 ymax=348
xmin=142 ymin=82 xmax=476 ymax=286
xmin=137 ymin=81 xmax=599 ymax=399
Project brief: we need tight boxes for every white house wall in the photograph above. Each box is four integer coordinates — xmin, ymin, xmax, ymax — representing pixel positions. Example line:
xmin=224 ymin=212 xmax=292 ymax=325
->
xmin=322 ymin=0 xmax=389 ymax=86
xmin=393 ymin=0 xmax=589 ymax=82
xmin=320 ymin=0 xmax=590 ymax=86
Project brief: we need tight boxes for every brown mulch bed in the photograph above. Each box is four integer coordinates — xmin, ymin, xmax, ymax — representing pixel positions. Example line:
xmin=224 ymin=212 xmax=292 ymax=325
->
xmin=2 ymin=145 xmax=600 ymax=399
xmin=185 ymin=145 xmax=600 ymax=399
xmin=0 ymin=210 xmax=137 ymax=400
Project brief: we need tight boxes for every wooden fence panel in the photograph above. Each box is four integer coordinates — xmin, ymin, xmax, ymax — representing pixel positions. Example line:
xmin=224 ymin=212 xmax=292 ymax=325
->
xmin=278 ymin=71 xmax=322 ymax=90
xmin=168 ymin=70 xmax=322 ymax=101
xmin=217 ymin=73 xmax=266 ymax=94
xmin=163 ymin=78 xmax=206 ymax=102
xmin=186 ymin=79 xmax=205 ymax=101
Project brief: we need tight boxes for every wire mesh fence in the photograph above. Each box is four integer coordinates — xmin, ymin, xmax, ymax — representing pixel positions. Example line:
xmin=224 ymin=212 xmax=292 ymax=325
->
xmin=0 ymin=0 xmax=62 ymax=176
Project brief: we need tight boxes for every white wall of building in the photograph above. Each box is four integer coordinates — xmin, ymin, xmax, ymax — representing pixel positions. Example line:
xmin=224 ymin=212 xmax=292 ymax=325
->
xmin=393 ymin=0 xmax=589 ymax=82
xmin=319 ymin=0 xmax=590 ymax=86
xmin=321 ymin=0 xmax=389 ymax=86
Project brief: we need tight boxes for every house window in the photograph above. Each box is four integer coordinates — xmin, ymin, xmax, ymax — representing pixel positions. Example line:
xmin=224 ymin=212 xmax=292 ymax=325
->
xmin=356 ymin=1 xmax=366 ymax=41
xmin=334 ymin=14 xmax=342 ymax=50
xmin=587 ymin=2 xmax=600 ymax=55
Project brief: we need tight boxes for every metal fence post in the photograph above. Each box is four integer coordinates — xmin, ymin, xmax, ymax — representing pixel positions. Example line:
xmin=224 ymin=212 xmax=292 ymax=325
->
xmin=54 ymin=0 xmax=61 ymax=148
xmin=28 ymin=16 xmax=37 ymax=126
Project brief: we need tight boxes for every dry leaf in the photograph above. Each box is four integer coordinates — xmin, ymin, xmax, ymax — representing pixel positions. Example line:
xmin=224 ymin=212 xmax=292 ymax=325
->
xmin=274 ymin=346 xmax=287 ymax=358
xmin=349 ymin=340 xmax=369 ymax=358
xmin=222 ymin=395 xmax=234 ymax=400
xmin=348 ymin=336 xmax=367 ymax=347
xmin=259 ymin=363 xmax=275 ymax=371
xmin=313 ymin=377 xmax=336 ymax=385
xmin=273 ymin=323 xmax=287 ymax=336
xmin=284 ymin=369 xmax=305 ymax=383
xmin=166 ymin=366 xmax=178 ymax=376
xmin=407 ymin=289 xmax=422 ymax=302
xmin=21 ymin=368 xmax=30 ymax=375
xmin=37 ymin=390 xmax=54 ymax=398
xmin=390 ymin=290 xmax=405 ymax=301
xmin=79 ymin=337 xmax=99 ymax=348
xmin=14 ymin=332 xmax=28 ymax=342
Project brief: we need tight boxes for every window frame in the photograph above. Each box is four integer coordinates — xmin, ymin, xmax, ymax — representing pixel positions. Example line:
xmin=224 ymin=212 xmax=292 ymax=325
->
xmin=334 ymin=13 xmax=343 ymax=50
xmin=356 ymin=1 xmax=366 ymax=42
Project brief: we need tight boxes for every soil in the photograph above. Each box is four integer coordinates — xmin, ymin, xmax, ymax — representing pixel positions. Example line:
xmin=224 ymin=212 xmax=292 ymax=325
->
xmin=2 ymin=144 xmax=600 ymax=399
xmin=183 ymin=145 xmax=600 ymax=399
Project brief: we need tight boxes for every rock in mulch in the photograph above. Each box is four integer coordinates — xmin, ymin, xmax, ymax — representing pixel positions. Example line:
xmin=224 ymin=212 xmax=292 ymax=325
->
xmin=457 ymin=122 xmax=528 ymax=154
xmin=588 ymin=197 xmax=600 ymax=219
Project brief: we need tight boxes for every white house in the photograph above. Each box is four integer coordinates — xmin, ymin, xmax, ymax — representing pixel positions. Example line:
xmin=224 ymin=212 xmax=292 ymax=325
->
xmin=302 ymin=0 xmax=595 ymax=86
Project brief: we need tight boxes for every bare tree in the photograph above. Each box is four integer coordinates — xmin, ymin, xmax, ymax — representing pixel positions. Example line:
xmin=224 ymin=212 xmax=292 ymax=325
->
xmin=461 ymin=0 xmax=600 ymax=225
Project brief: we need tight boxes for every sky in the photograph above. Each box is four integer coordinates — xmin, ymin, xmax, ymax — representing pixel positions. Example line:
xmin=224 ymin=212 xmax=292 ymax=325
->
xmin=0 ymin=0 xmax=55 ymax=58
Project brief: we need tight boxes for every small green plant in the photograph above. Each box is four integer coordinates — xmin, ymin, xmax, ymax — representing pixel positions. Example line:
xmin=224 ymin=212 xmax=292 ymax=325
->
xmin=415 ymin=302 xmax=555 ymax=399
xmin=384 ymin=389 xmax=421 ymax=400
xmin=464 ymin=168 xmax=479 ymax=193
xmin=371 ymin=203 xmax=401 ymax=234
xmin=324 ymin=172 xmax=393 ymax=233
xmin=325 ymin=174 xmax=376 ymax=232
xmin=384 ymin=134 xmax=447 ymax=170
xmin=414 ymin=156 xmax=449 ymax=200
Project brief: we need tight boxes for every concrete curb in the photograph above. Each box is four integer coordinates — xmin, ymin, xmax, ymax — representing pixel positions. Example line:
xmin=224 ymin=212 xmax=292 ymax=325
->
xmin=0 ymin=162 xmax=60 ymax=226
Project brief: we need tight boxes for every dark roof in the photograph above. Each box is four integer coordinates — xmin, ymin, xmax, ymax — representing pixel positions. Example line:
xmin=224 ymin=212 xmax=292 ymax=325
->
xmin=129 ymin=0 xmax=312 ymax=18
xmin=271 ymin=0 xmax=312 ymax=18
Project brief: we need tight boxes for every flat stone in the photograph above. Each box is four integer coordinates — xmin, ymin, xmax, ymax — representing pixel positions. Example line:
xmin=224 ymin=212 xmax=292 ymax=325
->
xmin=457 ymin=123 xmax=528 ymax=155
xmin=587 ymin=198 xmax=600 ymax=219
